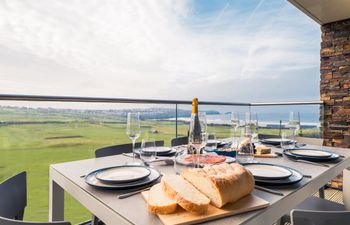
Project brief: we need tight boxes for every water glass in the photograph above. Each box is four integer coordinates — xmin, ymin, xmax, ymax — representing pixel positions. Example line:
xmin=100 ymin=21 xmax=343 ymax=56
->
xmin=281 ymin=130 xmax=295 ymax=150
xmin=287 ymin=111 xmax=300 ymax=147
xmin=140 ymin=138 xmax=156 ymax=164
xmin=174 ymin=148 xmax=195 ymax=175
xmin=206 ymin=133 xmax=217 ymax=151
xmin=237 ymin=129 xmax=254 ymax=163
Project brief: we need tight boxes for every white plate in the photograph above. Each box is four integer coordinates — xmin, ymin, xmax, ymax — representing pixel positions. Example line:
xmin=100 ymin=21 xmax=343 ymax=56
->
xmin=86 ymin=167 xmax=160 ymax=189
xmin=142 ymin=146 xmax=172 ymax=154
xmin=207 ymin=140 xmax=221 ymax=144
xmin=245 ymin=164 xmax=293 ymax=180
xmin=95 ymin=166 xmax=151 ymax=183
xmin=289 ymin=149 xmax=332 ymax=158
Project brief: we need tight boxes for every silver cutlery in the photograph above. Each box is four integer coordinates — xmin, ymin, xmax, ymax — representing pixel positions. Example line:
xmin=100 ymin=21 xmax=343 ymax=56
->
xmin=122 ymin=153 xmax=174 ymax=165
xmin=303 ymin=174 xmax=312 ymax=178
xmin=289 ymin=158 xmax=330 ymax=167
xmin=255 ymin=185 xmax=284 ymax=196
xmin=117 ymin=187 xmax=151 ymax=199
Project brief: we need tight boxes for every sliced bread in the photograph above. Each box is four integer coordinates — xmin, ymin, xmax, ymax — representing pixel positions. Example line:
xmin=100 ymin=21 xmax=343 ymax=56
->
xmin=147 ymin=183 xmax=177 ymax=214
xmin=162 ymin=175 xmax=210 ymax=214
xmin=181 ymin=163 xmax=255 ymax=208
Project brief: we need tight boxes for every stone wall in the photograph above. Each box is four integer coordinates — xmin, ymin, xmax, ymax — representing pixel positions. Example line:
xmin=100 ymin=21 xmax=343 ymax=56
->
xmin=321 ymin=19 xmax=350 ymax=147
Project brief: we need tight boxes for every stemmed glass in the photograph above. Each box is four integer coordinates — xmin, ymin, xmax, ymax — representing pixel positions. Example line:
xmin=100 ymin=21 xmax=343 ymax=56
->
xmin=231 ymin=112 xmax=240 ymax=149
xmin=287 ymin=111 xmax=300 ymax=148
xmin=245 ymin=112 xmax=259 ymax=142
xmin=126 ymin=112 xmax=141 ymax=165
xmin=231 ymin=112 xmax=240 ymax=134
xmin=188 ymin=112 xmax=207 ymax=167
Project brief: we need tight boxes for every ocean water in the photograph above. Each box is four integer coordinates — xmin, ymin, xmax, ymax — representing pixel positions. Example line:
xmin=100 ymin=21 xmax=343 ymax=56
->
xmin=168 ymin=112 xmax=321 ymax=127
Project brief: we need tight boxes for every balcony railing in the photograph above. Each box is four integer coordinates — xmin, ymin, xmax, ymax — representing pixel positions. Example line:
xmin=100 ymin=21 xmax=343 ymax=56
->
xmin=0 ymin=94 xmax=323 ymax=138
xmin=0 ymin=93 xmax=323 ymax=223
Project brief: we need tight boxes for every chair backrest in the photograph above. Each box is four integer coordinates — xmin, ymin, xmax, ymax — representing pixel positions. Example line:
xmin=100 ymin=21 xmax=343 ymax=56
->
xmin=0 ymin=217 xmax=71 ymax=225
xmin=171 ymin=136 xmax=188 ymax=147
xmin=95 ymin=141 xmax=164 ymax=158
xmin=0 ymin=172 xmax=71 ymax=225
xmin=291 ymin=209 xmax=350 ymax=225
xmin=0 ymin=172 xmax=27 ymax=220
xmin=294 ymin=137 xmax=323 ymax=146
xmin=343 ymin=168 xmax=350 ymax=209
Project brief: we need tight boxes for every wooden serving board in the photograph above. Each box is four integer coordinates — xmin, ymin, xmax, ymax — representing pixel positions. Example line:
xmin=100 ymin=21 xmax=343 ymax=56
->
xmin=254 ymin=153 xmax=278 ymax=158
xmin=142 ymin=191 xmax=269 ymax=225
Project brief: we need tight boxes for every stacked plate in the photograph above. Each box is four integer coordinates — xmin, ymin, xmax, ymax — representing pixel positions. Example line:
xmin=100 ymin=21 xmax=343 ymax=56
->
xmin=243 ymin=163 xmax=303 ymax=186
xmin=85 ymin=165 xmax=161 ymax=189
xmin=260 ymin=138 xmax=293 ymax=146
xmin=135 ymin=146 xmax=176 ymax=157
xmin=284 ymin=148 xmax=340 ymax=162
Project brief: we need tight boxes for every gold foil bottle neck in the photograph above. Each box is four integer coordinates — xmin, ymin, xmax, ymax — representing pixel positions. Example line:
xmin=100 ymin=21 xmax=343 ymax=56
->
xmin=192 ymin=97 xmax=198 ymax=114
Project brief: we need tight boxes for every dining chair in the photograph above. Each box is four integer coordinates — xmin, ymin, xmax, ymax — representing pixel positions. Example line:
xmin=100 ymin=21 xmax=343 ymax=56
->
xmin=279 ymin=168 xmax=350 ymax=225
xmin=258 ymin=134 xmax=280 ymax=140
xmin=95 ymin=141 xmax=164 ymax=158
xmin=171 ymin=136 xmax=188 ymax=147
xmin=0 ymin=171 xmax=71 ymax=225
xmin=291 ymin=210 xmax=350 ymax=225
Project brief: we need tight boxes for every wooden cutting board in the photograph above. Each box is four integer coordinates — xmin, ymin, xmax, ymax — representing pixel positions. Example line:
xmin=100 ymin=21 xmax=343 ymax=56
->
xmin=254 ymin=153 xmax=278 ymax=158
xmin=141 ymin=191 xmax=269 ymax=225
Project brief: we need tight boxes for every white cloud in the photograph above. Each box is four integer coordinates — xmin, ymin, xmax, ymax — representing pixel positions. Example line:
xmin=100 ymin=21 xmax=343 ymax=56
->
xmin=0 ymin=0 xmax=320 ymax=103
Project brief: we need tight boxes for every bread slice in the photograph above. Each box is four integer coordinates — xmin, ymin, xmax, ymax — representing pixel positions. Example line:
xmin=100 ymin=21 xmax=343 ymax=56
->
xmin=256 ymin=145 xmax=271 ymax=154
xmin=162 ymin=175 xmax=210 ymax=214
xmin=181 ymin=163 xmax=255 ymax=208
xmin=147 ymin=183 xmax=177 ymax=214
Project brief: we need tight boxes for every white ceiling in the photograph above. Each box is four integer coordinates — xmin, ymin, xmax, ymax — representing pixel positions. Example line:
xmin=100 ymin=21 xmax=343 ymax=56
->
xmin=288 ymin=0 xmax=350 ymax=24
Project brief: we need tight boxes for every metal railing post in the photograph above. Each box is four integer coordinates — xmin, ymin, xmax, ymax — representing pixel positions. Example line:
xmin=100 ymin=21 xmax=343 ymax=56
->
xmin=175 ymin=104 xmax=178 ymax=138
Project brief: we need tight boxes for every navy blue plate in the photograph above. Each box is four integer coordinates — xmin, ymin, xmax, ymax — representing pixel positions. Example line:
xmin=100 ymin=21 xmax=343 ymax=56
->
xmin=284 ymin=149 xmax=339 ymax=162
xmin=242 ymin=163 xmax=303 ymax=186
xmin=85 ymin=166 xmax=161 ymax=189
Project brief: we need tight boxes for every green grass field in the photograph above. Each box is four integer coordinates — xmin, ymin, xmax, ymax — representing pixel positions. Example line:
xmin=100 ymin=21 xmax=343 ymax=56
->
xmin=0 ymin=108 xmax=321 ymax=224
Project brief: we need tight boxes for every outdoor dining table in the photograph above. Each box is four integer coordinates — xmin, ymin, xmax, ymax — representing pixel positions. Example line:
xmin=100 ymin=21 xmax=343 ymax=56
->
xmin=49 ymin=144 xmax=350 ymax=225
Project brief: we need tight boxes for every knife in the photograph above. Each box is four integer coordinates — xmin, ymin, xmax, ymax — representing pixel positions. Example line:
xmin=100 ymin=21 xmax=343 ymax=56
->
xmin=255 ymin=185 xmax=284 ymax=196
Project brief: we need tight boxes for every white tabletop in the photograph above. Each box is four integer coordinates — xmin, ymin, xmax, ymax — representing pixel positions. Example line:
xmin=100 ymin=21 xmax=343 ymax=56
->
xmin=49 ymin=145 xmax=350 ymax=225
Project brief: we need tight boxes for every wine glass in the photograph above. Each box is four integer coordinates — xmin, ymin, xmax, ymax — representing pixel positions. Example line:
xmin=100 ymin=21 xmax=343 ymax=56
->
xmin=140 ymin=138 xmax=156 ymax=165
xmin=231 ymin=111 xmax=240 ymax=135
xmin=287 ymin=111 xmax=300 ymax=147
xmin=245 ymin=112 xmax=259 ymax=142
xmin=188 ymin=112 xmax=207 ymax=167
xmin=126 ymin=112 xmax=141 ymax=165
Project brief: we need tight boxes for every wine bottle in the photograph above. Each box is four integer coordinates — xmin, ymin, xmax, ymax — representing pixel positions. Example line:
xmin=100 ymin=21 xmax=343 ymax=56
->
xmin=188 ymin=97 xmax=202 ymax=154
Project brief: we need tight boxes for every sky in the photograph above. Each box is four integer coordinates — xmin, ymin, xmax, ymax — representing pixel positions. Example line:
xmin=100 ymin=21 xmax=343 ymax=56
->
xmin=0 ymin=0 xmax=321 ymax=105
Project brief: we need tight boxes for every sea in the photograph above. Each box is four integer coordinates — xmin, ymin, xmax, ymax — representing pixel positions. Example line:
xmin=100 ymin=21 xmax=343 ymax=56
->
xmin=167 ymin=112 xmax=321 ymax=128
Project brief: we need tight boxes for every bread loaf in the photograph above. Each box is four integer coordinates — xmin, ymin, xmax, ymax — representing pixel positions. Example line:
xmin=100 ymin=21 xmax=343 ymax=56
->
xmin=148 ymin=183 xmax=177 ymax=214
xmin=181 ymin=163 xmax=255 ymax=208
xmin=162 ymin=175 xmax=210 ymax=214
